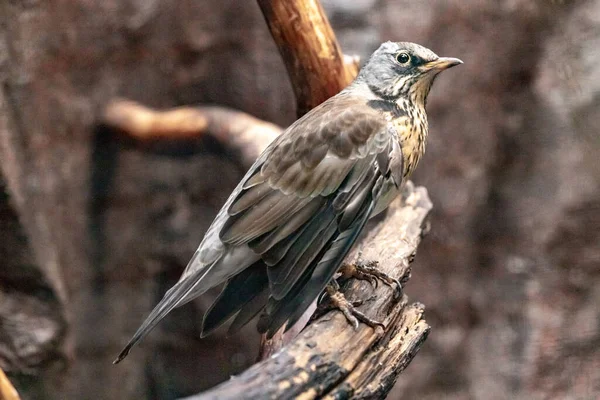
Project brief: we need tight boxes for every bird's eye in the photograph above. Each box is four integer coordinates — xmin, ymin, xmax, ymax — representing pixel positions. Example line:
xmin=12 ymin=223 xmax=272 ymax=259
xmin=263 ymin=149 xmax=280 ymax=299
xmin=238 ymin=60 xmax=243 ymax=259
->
xmin=395 ymin=52 xmax=411 ymax=64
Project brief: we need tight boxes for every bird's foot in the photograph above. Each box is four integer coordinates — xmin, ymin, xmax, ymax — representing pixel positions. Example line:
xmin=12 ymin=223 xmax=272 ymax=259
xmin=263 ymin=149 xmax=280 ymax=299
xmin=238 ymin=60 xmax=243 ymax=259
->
xmin=322 ymin=282 xmax=385 ymax=331
xmin=339 ymin=257 xmax=402 ymax=299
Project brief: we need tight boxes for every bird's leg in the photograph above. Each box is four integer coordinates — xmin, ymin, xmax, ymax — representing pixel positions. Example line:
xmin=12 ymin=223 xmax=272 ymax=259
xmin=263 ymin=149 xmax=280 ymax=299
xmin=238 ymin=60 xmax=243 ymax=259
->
xmin=321 ymin=280 xmax=385 ymax=330
xmin=339 ymin=255 xmax=402 ymax=299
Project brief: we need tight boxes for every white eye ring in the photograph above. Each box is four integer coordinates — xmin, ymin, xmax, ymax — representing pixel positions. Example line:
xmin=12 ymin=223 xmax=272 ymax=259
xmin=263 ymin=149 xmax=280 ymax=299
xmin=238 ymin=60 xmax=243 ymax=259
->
xmin=395 ymin=52 xmax=411 ymax=64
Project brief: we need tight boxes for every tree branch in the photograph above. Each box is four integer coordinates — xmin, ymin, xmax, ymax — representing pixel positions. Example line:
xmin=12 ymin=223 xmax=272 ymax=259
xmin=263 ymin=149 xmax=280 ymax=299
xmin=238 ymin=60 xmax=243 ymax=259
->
xmin=100 ymin=85 xmax=432 ymax=400
xmin=0 ymin=367 xmax=21 ymax=400
xmin=102 ymin=2 xmax=433 ymax=395
xmin=102 ymin=100 xmax=281 ymax=167
xmin=257 ymin=0 xmax=358 ymax=116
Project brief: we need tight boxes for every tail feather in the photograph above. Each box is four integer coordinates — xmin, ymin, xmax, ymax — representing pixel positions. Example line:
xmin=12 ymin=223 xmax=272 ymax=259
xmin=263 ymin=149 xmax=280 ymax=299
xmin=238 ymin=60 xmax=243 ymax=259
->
xmin=200 ymin=261 xmax=268 ymax=337
xmin=113 ymin=266 xmax=212 ymax=364
xmin=227 ymin=287 xmax=269 ymax=335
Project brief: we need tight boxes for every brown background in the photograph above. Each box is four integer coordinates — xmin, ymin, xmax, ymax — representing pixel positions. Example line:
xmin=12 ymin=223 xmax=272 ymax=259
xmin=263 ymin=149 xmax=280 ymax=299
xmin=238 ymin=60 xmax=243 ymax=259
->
xmin=1 ymin=0 xmax=599 ymax=399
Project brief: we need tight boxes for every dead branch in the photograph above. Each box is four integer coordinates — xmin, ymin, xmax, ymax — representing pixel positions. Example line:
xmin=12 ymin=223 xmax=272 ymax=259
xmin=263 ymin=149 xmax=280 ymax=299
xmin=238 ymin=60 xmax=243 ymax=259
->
xmin=257 ymin=0 xmax=358 ymax=116
xmin=101 ymin=101 xmax=434 ymax=388
xmin=181 ymin=182 xmax=432 ymax=400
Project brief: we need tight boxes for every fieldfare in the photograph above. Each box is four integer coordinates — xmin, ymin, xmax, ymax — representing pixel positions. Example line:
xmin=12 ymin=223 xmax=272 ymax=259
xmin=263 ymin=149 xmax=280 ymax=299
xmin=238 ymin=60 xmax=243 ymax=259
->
xmin=115 ymin=41 xmax=462 ymax=363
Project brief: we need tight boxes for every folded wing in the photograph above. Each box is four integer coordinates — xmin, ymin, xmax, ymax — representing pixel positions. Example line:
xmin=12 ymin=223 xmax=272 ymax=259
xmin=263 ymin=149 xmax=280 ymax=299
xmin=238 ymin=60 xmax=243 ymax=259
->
xmin=206 ymin=95 xmax=400 ymax=337
xmin=115 ymin=94 xmax=401 ymax=363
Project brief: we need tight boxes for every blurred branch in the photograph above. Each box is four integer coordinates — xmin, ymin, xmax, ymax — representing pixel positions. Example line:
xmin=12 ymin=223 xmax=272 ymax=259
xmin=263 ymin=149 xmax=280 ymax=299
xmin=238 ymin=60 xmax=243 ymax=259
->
xmin=182 ymin=183 xmax=432 ymax=400
xmin=0 ymin=368 xmax=21 ymax=400
xmin=102 ymin=100 xmax=281 ymax=167
xmin=257 ymin=0 xmax=359 ymax=116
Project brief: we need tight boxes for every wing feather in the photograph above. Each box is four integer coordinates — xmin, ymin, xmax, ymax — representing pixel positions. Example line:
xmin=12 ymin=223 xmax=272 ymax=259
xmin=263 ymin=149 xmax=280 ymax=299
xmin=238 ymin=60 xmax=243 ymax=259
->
xmin=248 ymin=197 xmax=326 ymax=255
xmin=201 ymin=260 xmax=268 ymax=336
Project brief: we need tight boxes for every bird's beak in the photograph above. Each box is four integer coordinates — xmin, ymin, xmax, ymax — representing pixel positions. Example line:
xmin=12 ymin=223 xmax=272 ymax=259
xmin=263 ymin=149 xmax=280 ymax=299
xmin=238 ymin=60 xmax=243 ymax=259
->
xmin=421 ymin=57 xmax=463 ymax=72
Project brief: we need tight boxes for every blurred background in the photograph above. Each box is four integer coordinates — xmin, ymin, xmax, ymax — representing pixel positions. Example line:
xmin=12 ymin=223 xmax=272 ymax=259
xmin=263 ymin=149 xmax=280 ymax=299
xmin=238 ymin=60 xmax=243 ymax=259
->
xmin=1 ymin=0 xmax=599 ymax=399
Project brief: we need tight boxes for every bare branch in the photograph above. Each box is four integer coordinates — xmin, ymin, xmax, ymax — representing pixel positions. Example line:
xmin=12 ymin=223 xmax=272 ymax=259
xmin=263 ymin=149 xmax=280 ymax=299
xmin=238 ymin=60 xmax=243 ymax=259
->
xmin=102 ymin=100 xmax=281 ymax=167
xmin=102 ymin=3 xmax=432 ymax=395
xmin=257 ymin=0 xmax=358 ymax=116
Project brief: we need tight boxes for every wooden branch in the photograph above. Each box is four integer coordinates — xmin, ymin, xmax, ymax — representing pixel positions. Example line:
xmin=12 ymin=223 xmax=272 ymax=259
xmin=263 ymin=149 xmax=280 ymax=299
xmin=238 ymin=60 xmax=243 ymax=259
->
xmin=182 ymin=182 xmax=432 ymax=400
xmin=0 ymin=368 xmax=21 ymax=400
xmin=257 ymin=0 xmax=358 ymax=116
xmin=102 ymin=100 xmax=281 ymax=167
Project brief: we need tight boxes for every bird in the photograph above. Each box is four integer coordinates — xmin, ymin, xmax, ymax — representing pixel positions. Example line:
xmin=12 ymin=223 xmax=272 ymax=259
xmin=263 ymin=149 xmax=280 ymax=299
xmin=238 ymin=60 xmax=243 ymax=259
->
xmin=114 ymin=41 xmax=462 ymax=363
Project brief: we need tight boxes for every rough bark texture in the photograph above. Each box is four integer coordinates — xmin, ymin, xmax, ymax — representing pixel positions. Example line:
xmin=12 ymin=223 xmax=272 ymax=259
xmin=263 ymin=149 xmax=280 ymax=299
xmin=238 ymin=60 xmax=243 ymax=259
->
xmin=1 ymin=0 xmax=599 ymax=399
xmin=183 ymin=182 xmax=432 ymax=400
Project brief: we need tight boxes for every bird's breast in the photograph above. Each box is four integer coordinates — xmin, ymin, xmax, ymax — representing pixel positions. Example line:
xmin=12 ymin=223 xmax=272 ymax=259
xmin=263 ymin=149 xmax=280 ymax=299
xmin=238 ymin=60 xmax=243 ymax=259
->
xmin=388 ymin=106 xmax=428 ymax=178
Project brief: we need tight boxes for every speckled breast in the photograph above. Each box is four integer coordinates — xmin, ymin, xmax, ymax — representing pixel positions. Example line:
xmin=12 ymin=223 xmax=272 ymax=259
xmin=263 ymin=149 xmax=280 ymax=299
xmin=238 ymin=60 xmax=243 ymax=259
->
xmin=389 ymin=105 xmax=428 ymax=179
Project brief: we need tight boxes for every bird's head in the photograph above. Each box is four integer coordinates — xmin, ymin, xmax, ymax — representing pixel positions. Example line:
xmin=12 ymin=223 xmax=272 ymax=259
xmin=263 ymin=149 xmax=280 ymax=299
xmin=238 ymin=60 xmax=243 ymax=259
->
xmin=358 ymin=41 xmax=462 ymax=104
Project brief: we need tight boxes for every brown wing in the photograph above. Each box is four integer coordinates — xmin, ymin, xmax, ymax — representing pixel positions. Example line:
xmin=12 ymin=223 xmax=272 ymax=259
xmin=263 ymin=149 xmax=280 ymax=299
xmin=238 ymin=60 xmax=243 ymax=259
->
xmin=219 ymin=95 xmax=389 ymax=245
xmin=203 ymin=94 xmax=396 ymax=336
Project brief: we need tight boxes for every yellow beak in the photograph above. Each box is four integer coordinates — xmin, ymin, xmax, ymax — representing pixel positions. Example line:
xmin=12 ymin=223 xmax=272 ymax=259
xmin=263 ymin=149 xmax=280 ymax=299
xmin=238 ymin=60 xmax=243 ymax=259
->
xmin=421 ymin=57 xmax=463 ymax=72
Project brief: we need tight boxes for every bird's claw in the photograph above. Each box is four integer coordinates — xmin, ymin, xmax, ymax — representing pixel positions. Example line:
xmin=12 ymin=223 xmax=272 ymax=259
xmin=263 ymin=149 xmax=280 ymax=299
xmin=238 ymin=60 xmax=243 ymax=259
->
xmin=340 ymin=259 xmax=403 ymax=299
xmin=325 ymin=284 xmax=385 ymax=331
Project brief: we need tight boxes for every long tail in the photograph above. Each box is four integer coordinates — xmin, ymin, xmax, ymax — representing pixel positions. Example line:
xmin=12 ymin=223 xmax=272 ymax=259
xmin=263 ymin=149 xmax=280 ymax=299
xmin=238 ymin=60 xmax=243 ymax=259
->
xmin=113 ymin=265 xmax=211 ymax=364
